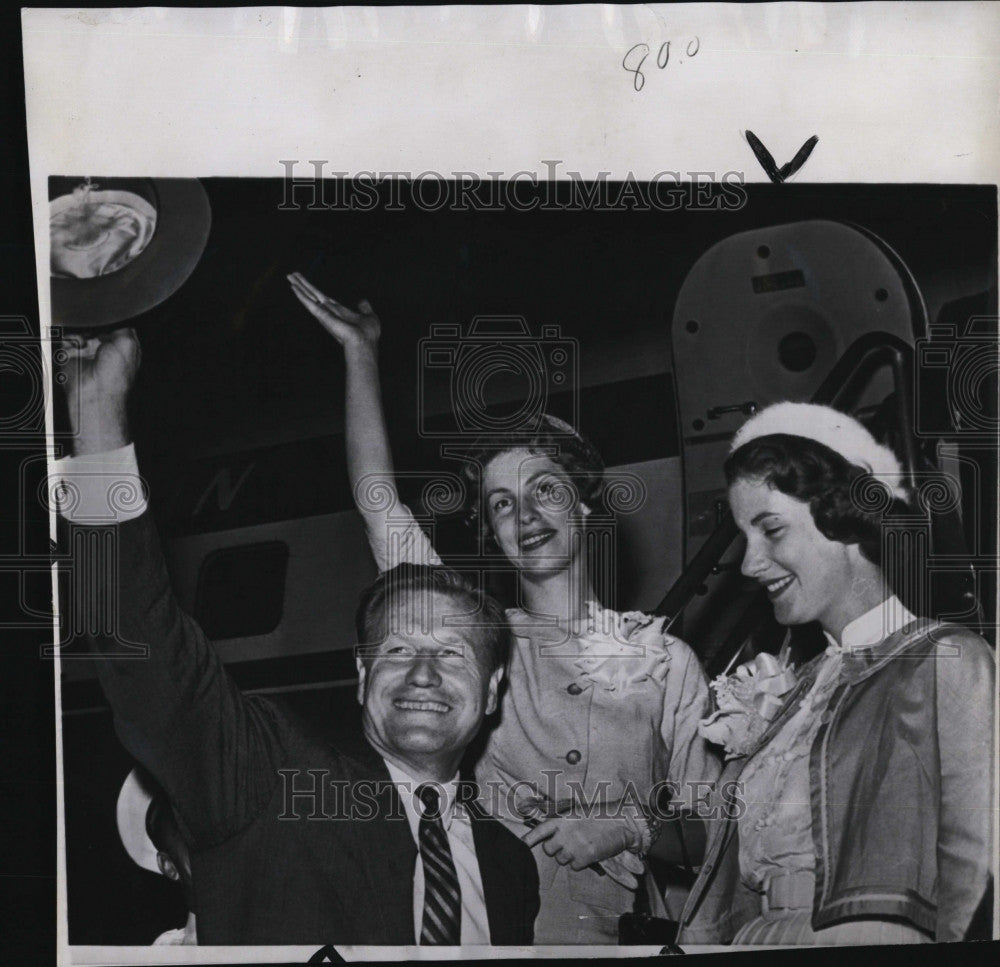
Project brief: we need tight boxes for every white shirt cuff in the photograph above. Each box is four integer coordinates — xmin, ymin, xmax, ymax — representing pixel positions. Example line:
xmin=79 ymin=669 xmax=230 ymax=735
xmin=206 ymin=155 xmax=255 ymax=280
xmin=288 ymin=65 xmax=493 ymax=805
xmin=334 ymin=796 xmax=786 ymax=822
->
xmin=50 ymin=443 xmax=149 ymax=523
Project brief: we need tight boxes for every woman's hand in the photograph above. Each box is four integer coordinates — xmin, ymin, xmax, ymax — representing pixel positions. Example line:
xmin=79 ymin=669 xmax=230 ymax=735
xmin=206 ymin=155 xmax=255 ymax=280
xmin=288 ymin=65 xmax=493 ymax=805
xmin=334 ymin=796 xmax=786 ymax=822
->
xmin=287 ymin=272 xmax=380 ymax=351
xmin=287 ymin=271 xmax=408 ymax=569
xmin=522 ymin=813 xmax=636 ymax=871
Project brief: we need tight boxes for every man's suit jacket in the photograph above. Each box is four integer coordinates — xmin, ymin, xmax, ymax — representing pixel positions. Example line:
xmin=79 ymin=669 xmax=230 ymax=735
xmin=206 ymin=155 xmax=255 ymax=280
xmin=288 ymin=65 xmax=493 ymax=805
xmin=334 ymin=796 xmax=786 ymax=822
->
xmin=77 ymin=512 xmax=539 ymax=945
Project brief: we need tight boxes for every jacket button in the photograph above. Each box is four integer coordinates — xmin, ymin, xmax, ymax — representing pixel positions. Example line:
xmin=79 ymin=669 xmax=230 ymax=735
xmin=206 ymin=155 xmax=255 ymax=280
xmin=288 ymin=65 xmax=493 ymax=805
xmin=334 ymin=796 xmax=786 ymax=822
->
xmin=565 ymin=749 xmax=582 ymax=765
xmin=567 ymin=682 xmax=583 ymax=695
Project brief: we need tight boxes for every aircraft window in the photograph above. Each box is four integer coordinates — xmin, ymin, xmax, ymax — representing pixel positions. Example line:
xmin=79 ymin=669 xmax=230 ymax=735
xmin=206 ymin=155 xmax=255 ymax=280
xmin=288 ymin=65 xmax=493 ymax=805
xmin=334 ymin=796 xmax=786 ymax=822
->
xmin=194 ymin=541 xmax=289 ymax=640
xmin=777 ymin=331 xmax=818 ymax=372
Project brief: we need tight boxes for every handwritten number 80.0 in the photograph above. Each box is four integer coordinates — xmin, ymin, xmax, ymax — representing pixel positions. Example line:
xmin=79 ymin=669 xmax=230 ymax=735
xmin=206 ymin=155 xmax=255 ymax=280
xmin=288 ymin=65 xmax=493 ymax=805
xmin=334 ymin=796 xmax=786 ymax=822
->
xmin=623 ymin=37 xmax=700 ymax=92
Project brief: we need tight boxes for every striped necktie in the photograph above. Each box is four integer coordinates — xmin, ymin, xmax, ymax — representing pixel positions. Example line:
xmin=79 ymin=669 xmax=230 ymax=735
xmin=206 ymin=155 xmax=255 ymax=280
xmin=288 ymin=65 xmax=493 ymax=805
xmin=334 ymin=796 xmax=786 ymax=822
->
xmin=416 ymin=783 xmax=462 ymax=945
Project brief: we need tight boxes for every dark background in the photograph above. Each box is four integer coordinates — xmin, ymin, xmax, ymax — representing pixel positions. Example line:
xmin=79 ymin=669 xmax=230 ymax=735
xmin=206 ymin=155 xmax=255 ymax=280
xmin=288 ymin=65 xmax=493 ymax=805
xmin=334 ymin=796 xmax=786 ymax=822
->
xmin=4 ymin=5 xmax=999 ymax=966
xmin=105 ymin=179 xmax=999 ymax=465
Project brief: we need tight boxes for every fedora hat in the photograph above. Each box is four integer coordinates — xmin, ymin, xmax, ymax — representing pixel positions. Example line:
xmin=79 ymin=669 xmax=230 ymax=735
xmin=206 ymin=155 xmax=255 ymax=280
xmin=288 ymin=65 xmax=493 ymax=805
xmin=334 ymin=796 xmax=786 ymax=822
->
xmin=49 ymin=176 xmax=211 ymax=332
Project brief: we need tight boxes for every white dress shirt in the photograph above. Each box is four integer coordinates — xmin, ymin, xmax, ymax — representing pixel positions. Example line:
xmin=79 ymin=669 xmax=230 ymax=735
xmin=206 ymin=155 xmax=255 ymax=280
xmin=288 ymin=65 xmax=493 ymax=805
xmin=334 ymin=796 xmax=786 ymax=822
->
xmin=51 ymin=443 xmax=148 ymax=523
xmin=382 ymin=759 xmax=491 ymax=945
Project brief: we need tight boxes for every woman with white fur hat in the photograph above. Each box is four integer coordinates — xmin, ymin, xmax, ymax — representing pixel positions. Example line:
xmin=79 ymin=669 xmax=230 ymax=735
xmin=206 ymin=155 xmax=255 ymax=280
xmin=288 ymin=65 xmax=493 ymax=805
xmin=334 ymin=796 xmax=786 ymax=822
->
xmin=677 ymin=402 xmax=995 ymax=946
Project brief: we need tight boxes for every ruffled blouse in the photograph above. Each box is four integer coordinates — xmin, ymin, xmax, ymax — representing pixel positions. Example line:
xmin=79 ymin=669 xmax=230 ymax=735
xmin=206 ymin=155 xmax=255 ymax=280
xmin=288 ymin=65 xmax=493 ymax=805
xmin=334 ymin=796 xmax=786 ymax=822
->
xmin=477 ymin=599 xmax=716 ymax=824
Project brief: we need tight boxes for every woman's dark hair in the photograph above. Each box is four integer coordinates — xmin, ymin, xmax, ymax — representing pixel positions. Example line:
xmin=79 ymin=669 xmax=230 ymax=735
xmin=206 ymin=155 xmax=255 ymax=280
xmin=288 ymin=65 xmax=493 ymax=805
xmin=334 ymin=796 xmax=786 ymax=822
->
xmin=724 ymin=433 xmax=913 ymax=567
xmin=459 ymin=414 xmax=605 ymax=543
xmin=355 ymin=563 xmax=511 ymax=674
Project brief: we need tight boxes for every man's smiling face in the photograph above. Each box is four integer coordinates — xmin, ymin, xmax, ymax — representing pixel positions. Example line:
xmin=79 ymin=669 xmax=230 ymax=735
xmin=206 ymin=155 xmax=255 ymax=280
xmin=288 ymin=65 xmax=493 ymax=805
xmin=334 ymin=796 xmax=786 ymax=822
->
xmin=357 ymin=590 xmax=502 ymax=778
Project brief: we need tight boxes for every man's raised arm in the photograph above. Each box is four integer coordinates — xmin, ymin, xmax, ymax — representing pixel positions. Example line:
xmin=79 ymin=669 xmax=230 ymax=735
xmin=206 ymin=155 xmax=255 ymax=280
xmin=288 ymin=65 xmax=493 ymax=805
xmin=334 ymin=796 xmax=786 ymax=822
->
xmin=54 ymin=329 xmax=288 ymax=848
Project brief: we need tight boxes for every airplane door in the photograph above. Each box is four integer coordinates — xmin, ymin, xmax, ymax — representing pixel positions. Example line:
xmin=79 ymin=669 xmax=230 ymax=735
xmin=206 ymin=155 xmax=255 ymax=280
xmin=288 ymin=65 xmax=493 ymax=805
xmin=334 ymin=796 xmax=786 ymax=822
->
xmin=670 ymin=220 xmax=927 ymax=660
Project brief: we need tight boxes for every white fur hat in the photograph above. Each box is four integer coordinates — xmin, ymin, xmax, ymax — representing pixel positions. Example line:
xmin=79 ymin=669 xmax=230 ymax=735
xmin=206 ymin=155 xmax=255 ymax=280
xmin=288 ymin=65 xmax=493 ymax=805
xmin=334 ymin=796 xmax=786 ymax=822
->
xmin=730 ymin=402 xmax=910 ymax=502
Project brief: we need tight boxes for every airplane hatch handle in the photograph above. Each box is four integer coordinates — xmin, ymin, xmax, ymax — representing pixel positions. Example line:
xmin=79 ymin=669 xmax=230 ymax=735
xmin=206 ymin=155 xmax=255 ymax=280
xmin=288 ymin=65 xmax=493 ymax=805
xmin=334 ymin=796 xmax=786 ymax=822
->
xmin=710 ymin=562 xmax=740 ymax=574
xmin=707 ymin=401 xmax=759 ymax=420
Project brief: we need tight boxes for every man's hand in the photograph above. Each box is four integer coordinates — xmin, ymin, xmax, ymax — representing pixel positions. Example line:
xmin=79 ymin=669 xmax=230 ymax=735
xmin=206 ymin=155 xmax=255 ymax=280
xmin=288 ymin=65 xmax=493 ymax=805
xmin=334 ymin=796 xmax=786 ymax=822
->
xmin=522 ymin=813 xmax=635 ymax=871
xmin=287 ymin=272 xmax=380 ymax=353
xmin=57 ymin=327 xmax=141 ymax=455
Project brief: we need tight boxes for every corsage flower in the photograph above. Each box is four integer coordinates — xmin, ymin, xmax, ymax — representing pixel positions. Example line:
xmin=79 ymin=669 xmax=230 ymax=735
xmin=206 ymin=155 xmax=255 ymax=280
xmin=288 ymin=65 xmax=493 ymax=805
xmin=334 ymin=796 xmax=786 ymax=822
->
xmin=698 ymin=651 xmax=797 ymax=759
